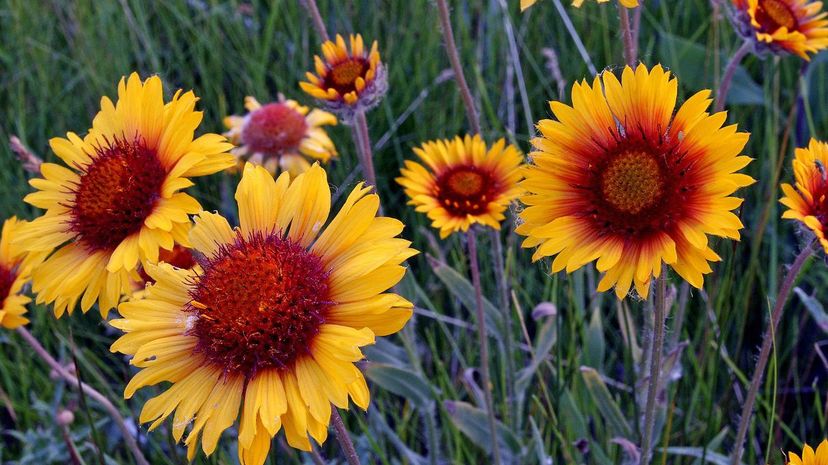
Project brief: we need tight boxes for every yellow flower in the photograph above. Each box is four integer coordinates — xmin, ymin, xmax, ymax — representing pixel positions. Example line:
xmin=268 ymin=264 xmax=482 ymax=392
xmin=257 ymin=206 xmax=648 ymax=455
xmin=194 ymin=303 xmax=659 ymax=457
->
xmin=521 ymin=0 xmax=638 ymax=11
xmin=786 ymin=439 xmax=828 ymax=464
xmin=110 ymin=163 xmax=417 ymax=464
xmin=732 ymin=0 xmax=828 ymax=59
xmin=300 ymin=34 xmax=387 ymax=115
xmin=396 ymin=135 xmax=523 ymax=239
xmin=780 ymin=139 xmax=828 ymax=252
xmin=0 ymin=218 xmax=43 ymax=329
xmin=15 ymin=73 xmax=234 ymax=318
xmin=517 ymin=64 xmax=755 ymax=299
xmin=224 ymin=96 xmax=338 ymax=177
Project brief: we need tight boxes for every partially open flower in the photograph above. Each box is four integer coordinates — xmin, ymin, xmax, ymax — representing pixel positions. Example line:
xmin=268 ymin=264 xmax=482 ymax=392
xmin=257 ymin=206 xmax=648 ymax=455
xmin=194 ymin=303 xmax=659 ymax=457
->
xmin=518 ymin=64 xmax=754 ymax=299
xmin=0 ymin=218 xmax=43 ymax=329
xmin=731 ymin=0 xmax=828 ymax=59
xmin=521 ymin=0 xmax=638 ymax=11
xmin=780 ymin=139 xmax=828 ymax=252
xmin=14 ymin=73 xmax=234 ymax=318
xmin=396 ymin=135 xmax=523 ymax=238
xmin=785 ymin=439 xmax=828 ymax=464
xmin=300 ymin=34 xmax=387 ymax=118
xmin=224 ymin=96 xmax=337 ymax=176
xmin=110 ymin=163 xmax=416 ymax=464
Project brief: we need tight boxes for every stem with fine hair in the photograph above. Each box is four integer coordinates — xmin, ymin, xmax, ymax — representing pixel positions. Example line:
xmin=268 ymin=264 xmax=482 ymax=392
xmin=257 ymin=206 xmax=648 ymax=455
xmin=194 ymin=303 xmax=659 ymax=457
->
xmin=639 ymin=272 xmax=668 ymax=465
xmin=715 ymin=41 xmax=752 ymax=113
xmin=353 ymin=110 xmax=379 ymax=192
xmin=434 ymin=0 xmax=481 ymax=135
xmin=300 ymin=0 xmax=329 ymax=41
xmin=730 ymin=242 xmax=815 ymax=465
xmin=16 ymin=327 xmax=150 ymax=465
xmin=467 ymin=229 xmax=503 ymax=465
xmin=331 ymin=407 xmax=362 ymax=465
xmin=619 ymin=4 xmax=637 ymax=67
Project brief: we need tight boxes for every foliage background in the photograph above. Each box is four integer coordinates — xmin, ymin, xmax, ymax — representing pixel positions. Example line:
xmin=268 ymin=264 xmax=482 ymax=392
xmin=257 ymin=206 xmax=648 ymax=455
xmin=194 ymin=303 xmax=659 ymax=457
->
xmin=1 ymin=0 xmax=828 ymax=464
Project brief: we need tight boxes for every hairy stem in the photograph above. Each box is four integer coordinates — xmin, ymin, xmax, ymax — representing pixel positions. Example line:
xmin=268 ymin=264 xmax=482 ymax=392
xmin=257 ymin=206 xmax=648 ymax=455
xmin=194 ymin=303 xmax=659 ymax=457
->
xmin=639 ymin=273 xmax=668 ymax=465
xmin=354 ymin=110 xmax=379 ymax=192
xmin=467 ymin=229 xmax=503 ymax=465
xmin=331 ymin=407 xmax=362 ymax=465
xmin=730 ymin=242 xmax=815 ymax=465
xmin=435 ymin=0 xmax=481 ymax=134
xmin=300 ymin=0 xmax=329 ymax=41
xmin=16 ymin=327 xmax=150 ymax=465
xmin=715 ymin=41 xmax=752 ymax=113
xmin=619 ymin=4 xmax=637 ymax=67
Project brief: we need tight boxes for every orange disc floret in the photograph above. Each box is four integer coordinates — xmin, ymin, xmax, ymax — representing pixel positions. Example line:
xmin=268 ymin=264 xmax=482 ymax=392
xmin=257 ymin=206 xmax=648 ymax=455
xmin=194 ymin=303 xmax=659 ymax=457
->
xmin=517 ymin=64 xmax=755 ymax=299
xmin=731 ymin=0 xmax=828 ymax=59
xmin=396 ymin=135 xmax=524 ymax=238
xmin=780 ymin=139 xmax=828 ymax=251
xmin=300 ymin=34 xmax=387 ymax=117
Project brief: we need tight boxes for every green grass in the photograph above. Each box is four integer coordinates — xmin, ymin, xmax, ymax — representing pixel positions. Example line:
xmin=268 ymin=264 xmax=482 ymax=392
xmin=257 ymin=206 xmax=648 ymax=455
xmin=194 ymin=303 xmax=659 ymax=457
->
xmin=1 ymin=0 xmax=828 ymax=464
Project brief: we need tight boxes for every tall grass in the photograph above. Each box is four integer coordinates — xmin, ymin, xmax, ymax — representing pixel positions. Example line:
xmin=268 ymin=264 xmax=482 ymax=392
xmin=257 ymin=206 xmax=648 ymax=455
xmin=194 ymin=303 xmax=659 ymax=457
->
xmin=1 ymin=0 xmax=827 ymax=464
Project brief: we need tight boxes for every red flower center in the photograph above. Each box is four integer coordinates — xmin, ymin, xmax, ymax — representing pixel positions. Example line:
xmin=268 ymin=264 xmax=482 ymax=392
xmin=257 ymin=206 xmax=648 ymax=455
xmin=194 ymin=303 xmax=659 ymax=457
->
xmin=241 ymin=103 xmax=308 ymax=156
xmin=324 ymin=58 xmax=369 ymax=96
xmin=755 ymin=0 xmax=798 ymax=32
xmin=138 ymin=245 xmax=196 ymax=285
xmin=0 ymin=264 xmax=17 ymax=308
xmin=601 ymin=151 xmax=664 ymax=214
xmin=71 ymin=138 xmax=165 ymax=252
xmin=187 ymin=232 xmax=331 ymax=376
xmin=586 ymin=139 xmax=695 ymax=238
xmin=435 ymin=165 xmax=498 ymax=217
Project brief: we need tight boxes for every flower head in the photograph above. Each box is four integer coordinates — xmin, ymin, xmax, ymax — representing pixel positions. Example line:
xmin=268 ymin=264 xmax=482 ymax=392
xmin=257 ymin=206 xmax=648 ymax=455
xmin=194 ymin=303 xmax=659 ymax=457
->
xmin=110 ymin=163 xmax=416 ymax=464
xmin=521 ymin=0 xmax=638 ymax=11
xmin=0 ymin=218 xmax=43 ymax=329
xmin=300 ymin=34 xmax=387 ymax=118
xmin=780 ymin=139 xmax=828 ymax=252
xmin=396 ymin=135 xmax=523 ymax=238
xmin=731 ymin=0 xmax=828 ymax=59
xmin=224 ymin=96 xmax=337 ymax=176
xmin=786 ymin=439 xmax=828 ymax=464
xmin=518 ymin=64 xmax=755 ymax=299
xmin=15 ymin=73 xmax=234 ymax=317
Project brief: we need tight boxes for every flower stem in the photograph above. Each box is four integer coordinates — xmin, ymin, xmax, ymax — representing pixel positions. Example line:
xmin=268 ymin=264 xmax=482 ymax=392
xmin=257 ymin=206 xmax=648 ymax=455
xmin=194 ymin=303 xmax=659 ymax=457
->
xmin=467 ymin=229 xmax=503 ymax=465
xmin=730 ymin=242 xmax=815 ymax=465
xmin=619 ymin=3 xmax=637 ymax=67
xmin=300 ymin=0 xmax=329 ymax=41
xmin=353 ymin=110 xmax=379 ymax=192
xmin=16 ymin=327 xmax=150 ymax=465
xmin=331 ymin=407 xmax=361 ymax=465
xmin=715 ymin=41 xmax=752 ymax=113
xmin=639 ymin=272 xmax=668 ymax=465
xmin=435 ymin=0 xmax=481 ymax=135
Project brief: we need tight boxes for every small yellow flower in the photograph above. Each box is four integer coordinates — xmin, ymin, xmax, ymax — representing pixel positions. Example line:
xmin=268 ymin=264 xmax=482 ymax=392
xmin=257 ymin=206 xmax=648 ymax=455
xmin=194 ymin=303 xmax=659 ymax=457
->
xmin=15 ymin=73 xmax=234 ymax=318
xmin=300 ymin=34 xmax=387 ymax=116
xmin=0 ymin=217 xmax=43 ymax=329
xmin=786 ymin=439 xmax=828 ymax=464
xmin=732 ymin=0 xmax=828 ymax=59
xmin=396 ymin=135 xmax=523 ymax=239
xmin=224 ymin=96 xmax=337 ymax=177
xmin=110 ymin=163 xmax=417 ymax=464
xmin=780 ymin=139 xmax=828 ymax=252
xmin=517 ymin=64 xmax=754 ymax=299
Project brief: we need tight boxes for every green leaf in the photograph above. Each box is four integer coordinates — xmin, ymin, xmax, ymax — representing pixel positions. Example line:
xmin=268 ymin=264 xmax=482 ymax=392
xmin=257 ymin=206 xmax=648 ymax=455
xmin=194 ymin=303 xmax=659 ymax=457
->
xmin=364 ymin=363 xmax=437 ymax=410
xmin=583 ymin=306 xmax=605 ymax=369
xmin=794 ymin=287 xmax=828 ymax=334
xmin=660 ymin=447 xmax=745 ymax=465
xmin=515 ymin=312 xmax=557 ymax=399
xmin=444 ymin=400 xmax=523 ymax=460
xmin=580 ymin=366 xmax=633 ymax=439
xmin=428 ymin=255 xmax=504 ymax=339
